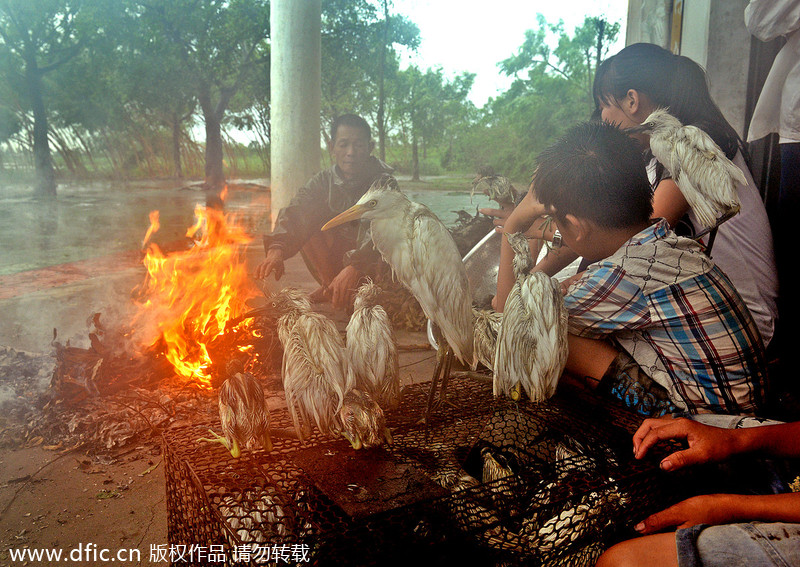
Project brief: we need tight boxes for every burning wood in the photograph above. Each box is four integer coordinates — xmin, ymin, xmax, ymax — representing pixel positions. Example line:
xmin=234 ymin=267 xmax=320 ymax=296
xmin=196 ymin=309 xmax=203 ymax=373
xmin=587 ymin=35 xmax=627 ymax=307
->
xmin=131 ymin=197 xmax=262 ymax=388
xmin=6 ymin=197 xmax=285 ymax=453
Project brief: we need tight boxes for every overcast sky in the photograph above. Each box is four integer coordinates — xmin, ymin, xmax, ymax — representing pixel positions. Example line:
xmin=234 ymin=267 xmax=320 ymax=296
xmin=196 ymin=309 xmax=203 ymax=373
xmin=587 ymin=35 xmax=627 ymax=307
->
xmin=390 ymin=0 xmax=629 ymax=106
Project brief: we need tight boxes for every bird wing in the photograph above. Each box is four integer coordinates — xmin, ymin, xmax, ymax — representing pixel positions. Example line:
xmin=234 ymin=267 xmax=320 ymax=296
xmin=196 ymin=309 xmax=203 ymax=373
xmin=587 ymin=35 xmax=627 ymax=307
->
xmin=369 ymin=203 xmax=473 ymax=366
xmin=494 ymin=274 xmax=568 ymax=402
xmin=524 ymin=274 xmax=569 ymax=400
xmin=493 ymin=282 xmax=537 ymax=398
xmin=346 ymin=306 xmax=396 ymax=388
xmin=655 ymin=125 xmax=744 ymax=229
xmin=473 ymin=307 xmax=502 ymax=371
xmin=364 ymin=305 xmax=400 ymax=409
xmin=282 ymin=313 xmax=352 ymax=438
xmin=405 ymin=206 xmax=474 ymax=366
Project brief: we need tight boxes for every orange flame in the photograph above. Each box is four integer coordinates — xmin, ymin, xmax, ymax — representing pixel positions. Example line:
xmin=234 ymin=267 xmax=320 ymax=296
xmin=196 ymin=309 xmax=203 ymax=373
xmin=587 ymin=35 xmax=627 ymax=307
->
xmin=133 ymin=199 xmax=256 ymax=388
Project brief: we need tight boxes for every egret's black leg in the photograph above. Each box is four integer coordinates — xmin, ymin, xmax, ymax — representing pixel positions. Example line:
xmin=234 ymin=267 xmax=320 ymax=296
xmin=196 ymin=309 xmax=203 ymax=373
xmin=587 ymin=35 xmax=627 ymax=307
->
xmin=419 ymin=343 xmax=447 ymax=429
xmin=436 ymin=348 xmax=458 ymax=409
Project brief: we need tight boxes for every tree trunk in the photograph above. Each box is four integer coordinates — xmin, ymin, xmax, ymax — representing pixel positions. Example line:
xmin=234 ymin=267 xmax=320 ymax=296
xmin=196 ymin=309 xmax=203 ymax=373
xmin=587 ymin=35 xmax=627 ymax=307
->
xmin=411 ymin=131 xmax=420 ymax=181
xmin=377 ymin=0 xmax=389 ymax=161
xmin=198 ymin=85 xmax=226 ymax=196
xmin=171 ymin=111 xmax=183 ymax=179
xmin=26 ymin=64 xmax=56 ymax=197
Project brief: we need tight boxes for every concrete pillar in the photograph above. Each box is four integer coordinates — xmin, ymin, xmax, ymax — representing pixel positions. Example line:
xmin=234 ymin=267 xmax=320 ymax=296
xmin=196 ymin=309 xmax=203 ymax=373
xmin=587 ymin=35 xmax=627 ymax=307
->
xmin=270 ymin=0 xmax=321 ymax=229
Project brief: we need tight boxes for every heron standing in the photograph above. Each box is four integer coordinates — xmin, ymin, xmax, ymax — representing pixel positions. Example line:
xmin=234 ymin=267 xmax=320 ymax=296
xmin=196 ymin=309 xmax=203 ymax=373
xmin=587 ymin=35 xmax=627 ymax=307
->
xmin=321 ymin=176 xmax=474 ymax=424
xmin=493 ymin=232 xmax=568 ymax=402
xmin=199 ymin=371 xmax=272 ymax=457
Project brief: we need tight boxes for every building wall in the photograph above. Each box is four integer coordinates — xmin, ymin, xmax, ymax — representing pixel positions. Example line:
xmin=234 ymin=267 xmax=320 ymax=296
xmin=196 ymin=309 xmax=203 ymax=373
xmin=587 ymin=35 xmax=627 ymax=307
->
xmin=625 ymin=0 xmax=753 ymax=137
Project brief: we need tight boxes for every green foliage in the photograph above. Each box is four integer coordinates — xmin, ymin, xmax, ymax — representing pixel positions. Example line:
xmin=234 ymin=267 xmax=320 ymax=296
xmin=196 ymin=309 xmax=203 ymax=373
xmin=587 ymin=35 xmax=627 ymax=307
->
xmin=0 ymin=2 xmax=621 ymax=188
xmin=320 ymin=0 xmax=419 ymax=141
xmin=451 ymin=14 xmax=620 ymax=180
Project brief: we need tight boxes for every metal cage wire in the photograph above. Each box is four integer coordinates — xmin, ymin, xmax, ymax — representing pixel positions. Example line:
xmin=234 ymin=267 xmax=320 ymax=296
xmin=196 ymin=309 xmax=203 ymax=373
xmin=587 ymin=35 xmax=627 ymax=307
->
xmin=164 ymin=376 xmax=690 ymax=566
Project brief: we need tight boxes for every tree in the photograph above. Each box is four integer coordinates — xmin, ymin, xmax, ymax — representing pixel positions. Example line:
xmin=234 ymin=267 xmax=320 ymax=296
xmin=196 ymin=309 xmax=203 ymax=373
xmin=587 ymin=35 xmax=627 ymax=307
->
xmin=140 ymin=0 xmax=269 ymax=192
xmin=451 ymin=14 xmax=620 ymax=179
xmin=392 ymin=66 xmax=475 ymax=180
xmin=0 ymin=0 xmax=89 ymax=196
xmin=320 ymin=0 xmax=419 ymax=148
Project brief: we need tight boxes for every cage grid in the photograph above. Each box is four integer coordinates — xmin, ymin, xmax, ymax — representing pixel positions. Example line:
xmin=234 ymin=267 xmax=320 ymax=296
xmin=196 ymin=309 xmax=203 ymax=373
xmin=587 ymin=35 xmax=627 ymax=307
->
xmin=164 ymin=375 xmax=691 ymax=566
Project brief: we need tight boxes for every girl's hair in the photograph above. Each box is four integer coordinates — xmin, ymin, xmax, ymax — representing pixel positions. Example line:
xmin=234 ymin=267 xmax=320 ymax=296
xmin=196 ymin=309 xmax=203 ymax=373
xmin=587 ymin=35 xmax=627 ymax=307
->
xmin=593 ymin=43 xmax=746 ymax=163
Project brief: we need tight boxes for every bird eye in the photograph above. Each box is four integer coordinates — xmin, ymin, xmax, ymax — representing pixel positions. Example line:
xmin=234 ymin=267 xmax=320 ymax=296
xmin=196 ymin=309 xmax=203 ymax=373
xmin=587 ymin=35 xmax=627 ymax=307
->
xmin=368 ymin=199 xmax=377 ymax=208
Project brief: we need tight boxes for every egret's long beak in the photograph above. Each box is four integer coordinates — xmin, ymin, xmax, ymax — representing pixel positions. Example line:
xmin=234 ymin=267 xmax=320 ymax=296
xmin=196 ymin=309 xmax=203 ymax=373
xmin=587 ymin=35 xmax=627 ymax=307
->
xmin=321 ymin=203 xmax=369 ymax=231
xmin=624 ymin=124 xmax=651 ymax=135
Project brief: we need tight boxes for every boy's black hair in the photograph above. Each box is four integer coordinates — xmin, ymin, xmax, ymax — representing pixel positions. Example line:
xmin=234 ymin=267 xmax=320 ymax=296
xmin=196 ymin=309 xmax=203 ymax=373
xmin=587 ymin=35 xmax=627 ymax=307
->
xmin=330 ymin=114 xmax=371 ymax=142
xmin=534 ymin=121 xmax=653 ymax=229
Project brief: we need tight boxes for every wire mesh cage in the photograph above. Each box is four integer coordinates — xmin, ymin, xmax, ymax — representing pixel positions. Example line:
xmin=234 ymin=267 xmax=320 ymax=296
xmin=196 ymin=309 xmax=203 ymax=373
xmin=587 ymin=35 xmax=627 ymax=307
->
xmin=164 ymin=375 xmax=692 ymax=566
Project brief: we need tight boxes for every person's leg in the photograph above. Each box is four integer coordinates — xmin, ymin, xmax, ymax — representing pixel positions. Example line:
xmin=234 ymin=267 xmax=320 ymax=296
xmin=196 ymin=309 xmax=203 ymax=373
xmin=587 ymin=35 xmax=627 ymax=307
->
xmin=564 ymin=334 xmax=619 ymax=387
xmin=596 ymin=533 xmax=678 ymax=567
xmin=298 ymin=229 xmax=355 ymax=302
xmin=562 ymin=334 xmax=676 ymax=416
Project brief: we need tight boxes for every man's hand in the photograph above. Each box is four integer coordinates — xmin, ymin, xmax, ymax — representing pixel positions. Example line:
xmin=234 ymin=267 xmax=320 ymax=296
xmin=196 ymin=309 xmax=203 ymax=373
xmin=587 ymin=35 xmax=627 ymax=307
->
xmin=328 ymin=265 xmax=362 ymax=310
xmin=256 ymin=248 xmax=285 ymax=280
xmin=634 ymin=494 xmax=744 ymax=534
xmin=633 ymin=417 xmax=743 ymax=472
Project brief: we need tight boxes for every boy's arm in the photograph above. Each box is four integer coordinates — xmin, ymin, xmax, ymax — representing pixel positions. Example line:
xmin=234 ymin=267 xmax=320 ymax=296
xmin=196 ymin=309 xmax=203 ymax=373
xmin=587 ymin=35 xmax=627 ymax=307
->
xmin=493 ymin=187 xmax=549 ymax=311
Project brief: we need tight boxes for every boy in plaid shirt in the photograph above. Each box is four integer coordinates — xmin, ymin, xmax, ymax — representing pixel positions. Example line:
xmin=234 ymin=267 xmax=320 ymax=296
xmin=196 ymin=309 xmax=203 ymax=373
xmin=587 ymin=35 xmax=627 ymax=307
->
xmin=503 ymin=121 xmax=768 ymax=416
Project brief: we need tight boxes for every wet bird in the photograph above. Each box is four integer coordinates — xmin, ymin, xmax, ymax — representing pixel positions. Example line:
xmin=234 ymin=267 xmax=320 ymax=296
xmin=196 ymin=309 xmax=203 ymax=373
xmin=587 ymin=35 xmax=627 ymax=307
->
xmin=346 ymin=280 xmax=401 ymax=411
xmin=493 ymin=232 xmax=569 ymax=402
xmin=271 ymin=287 xmax=353 ymax=441
xmin=199 ymin=371 xmax=272 ymax=458
xmin=472 ymin=307 xmax=503 ymax=372
xmin=471 ymin=168 xmax=519 ymax=207
xmin=338 ymin=388 xmax=393 ymax=450
xmin=629 ymin=108 xmax=744 ymax=230
xmin=321 ymin=176 xmax=474 ymax=423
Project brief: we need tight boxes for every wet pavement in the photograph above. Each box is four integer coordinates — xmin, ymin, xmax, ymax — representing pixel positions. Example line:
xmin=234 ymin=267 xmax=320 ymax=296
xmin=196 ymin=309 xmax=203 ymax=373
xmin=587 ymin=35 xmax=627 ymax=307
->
xmin=0 ymin=178 xmax=479 ymax=383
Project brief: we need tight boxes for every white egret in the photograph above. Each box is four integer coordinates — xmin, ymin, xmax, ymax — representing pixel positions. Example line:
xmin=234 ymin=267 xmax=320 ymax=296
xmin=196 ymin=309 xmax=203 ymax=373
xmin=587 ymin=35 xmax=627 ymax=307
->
xmin=493 ymin=232 xmax=569 ymax=402
xmin=199 ymin=371 xmax=272 ymax=457
xmin=630 ymin=108 xmax=744 ymax=230
xmin=271 ymin=287 xmax=353 ymax=441
xmin=321 ymin=176 xmax=474 ymax=423
xmin=472 ymin=307 xmax=502 ymax=372
xmin=346 ymin=279 xmax=401 ymax=411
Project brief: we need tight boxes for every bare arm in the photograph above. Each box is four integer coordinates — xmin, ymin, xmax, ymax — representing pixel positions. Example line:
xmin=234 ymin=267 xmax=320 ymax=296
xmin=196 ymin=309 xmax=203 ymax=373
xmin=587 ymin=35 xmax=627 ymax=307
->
xmin=632 ymin=417 xmax=800 ymax=533
xmin=652 ymin=178 xmax=691 ymax=227
xmin=636 ymin=492 xmax=800 ymax=534
xmin=633 ymin=417 xmax=800 ymax=470
xmin=494 ymin=188 xmax=549 ymax=311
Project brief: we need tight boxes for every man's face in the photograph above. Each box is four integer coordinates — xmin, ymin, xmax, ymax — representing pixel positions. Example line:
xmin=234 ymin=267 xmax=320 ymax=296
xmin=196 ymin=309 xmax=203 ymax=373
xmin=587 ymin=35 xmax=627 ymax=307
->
xmin=330 ymin=125 xmax=373 ymax=180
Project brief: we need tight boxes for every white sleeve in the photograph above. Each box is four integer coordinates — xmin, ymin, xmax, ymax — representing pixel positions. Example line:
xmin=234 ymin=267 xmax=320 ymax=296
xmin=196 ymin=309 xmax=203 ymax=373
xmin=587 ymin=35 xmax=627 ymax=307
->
xmin=745 ymin=0 xmax=800 ymax=41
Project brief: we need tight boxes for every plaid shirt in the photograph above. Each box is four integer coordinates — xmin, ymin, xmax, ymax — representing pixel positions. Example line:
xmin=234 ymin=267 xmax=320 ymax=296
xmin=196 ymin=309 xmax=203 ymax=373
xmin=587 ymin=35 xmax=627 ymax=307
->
xmin=564 ymin=219 xmax=767 ymax=415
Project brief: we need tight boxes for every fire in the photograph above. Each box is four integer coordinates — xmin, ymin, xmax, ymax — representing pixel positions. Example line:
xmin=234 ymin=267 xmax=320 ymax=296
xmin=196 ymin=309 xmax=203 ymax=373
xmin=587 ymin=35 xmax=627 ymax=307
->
xmin=133 ymin=196 xmax=257 ymax=388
